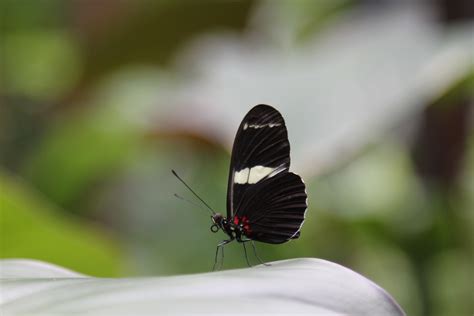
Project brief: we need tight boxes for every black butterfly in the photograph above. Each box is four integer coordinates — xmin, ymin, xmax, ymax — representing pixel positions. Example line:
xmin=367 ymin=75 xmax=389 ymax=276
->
xmin=173 ymin=104 xmax=307 ymax=269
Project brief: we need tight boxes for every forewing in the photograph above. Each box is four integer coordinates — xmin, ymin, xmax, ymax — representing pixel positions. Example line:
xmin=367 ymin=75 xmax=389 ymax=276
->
xmin=226 ymin=104 xmax=290 ymax=218
xmin=233 ymin=172 xmax=307 ymax=244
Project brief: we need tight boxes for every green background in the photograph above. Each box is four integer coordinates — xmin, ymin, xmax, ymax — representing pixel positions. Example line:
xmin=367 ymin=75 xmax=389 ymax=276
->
xmin=1 ymin=1 xmax=473 ymax=315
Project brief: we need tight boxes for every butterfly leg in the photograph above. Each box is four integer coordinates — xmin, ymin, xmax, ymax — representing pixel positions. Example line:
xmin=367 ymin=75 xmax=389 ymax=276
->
xmin=251 ymin=240 xmax=271 ymax=266
xmin=242 ymin=242 xmax=252 ymax=267
xmin=213 ymin=239 xmax=232 ymax=271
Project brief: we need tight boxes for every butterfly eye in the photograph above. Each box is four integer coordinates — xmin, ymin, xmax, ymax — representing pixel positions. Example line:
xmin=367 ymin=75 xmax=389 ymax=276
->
xmin=210 ymin=224 xmax=219 ymax=233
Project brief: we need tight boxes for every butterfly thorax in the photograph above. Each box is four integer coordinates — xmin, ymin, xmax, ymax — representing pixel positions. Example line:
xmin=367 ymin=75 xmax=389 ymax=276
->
xmin=211 ymin=213 xmax=250 ymax=242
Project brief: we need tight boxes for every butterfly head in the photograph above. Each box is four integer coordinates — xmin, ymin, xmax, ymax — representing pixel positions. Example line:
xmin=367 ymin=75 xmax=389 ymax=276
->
xmin=210 ymin=213 xmax=226 ymax=233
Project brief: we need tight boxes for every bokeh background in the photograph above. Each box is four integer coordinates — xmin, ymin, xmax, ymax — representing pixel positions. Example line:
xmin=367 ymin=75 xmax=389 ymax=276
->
xmin=1 ymin=1 xmax=473 ymax=315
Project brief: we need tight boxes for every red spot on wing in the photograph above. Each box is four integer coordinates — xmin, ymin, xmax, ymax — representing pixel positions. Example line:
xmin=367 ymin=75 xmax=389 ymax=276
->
xmin=234 ymin=215 xmax=252 ymax=234
xmin=242 ymin=216 xmax=251 ymax=234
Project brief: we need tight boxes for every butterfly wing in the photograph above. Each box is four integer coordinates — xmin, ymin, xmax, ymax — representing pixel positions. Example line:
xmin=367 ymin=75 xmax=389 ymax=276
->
xmin=226 ymin=104 xmax=290 ymax=219
xmin=233 ymin=171 xmax=307 ymax=244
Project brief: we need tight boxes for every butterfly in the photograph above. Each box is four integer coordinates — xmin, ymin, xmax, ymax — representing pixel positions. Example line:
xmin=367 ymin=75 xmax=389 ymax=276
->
xmin=173 ymin=104 xmax=307 ymax=269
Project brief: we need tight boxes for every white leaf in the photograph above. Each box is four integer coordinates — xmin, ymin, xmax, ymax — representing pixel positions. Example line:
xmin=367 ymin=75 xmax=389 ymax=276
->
xmin=1 ymin=258 xmax=405 ymax=315
xmin=163 ymin=2 xmax=473 ymax=177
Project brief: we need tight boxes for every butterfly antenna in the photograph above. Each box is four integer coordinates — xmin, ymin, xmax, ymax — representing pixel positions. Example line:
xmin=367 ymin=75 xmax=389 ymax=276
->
xmin=172 ymin=169 xmax=216 ymax=215
xmin=174 ymin=193 xmax=212 ymax=214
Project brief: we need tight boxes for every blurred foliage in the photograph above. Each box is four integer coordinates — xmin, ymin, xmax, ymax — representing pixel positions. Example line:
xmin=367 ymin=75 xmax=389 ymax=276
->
xmin=0 ymin=171 xmax=124 ymax=276
xmin=3 ymin=30 xmax=82 ymax=100
xmin=22 ymin=105 xmax=141 ymax=210
xmin=1 ymin=1 xmax=473 ymax=316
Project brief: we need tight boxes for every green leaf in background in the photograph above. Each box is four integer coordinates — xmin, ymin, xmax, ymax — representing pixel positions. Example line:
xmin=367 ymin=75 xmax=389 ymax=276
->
xmin=0 ymin=171 xmax=125 ymax=277
xmin=2 ymin=30 xmax=82 ymax=101
xmin=22 ymin=106 xmax=140 ymax=211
